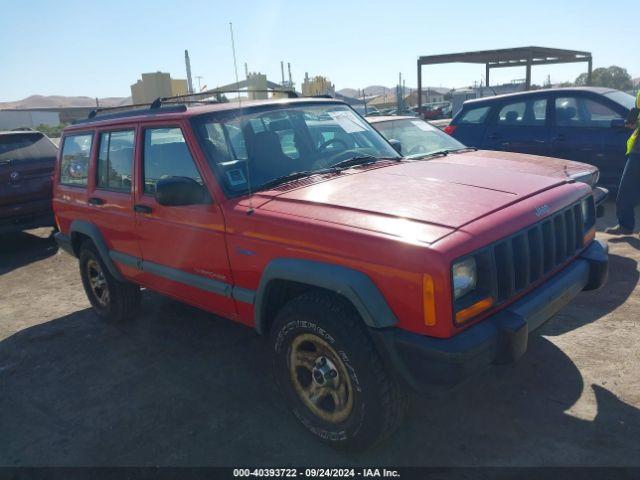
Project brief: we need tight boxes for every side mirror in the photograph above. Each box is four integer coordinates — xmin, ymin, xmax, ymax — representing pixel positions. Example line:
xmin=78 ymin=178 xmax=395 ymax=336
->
xmin=388 ymin=139 xmax=402 ymax=154
xmin=611 ymin=118 xmax=626 ymax=129
xmin=155 ymin=176 xmax=205 ymax=206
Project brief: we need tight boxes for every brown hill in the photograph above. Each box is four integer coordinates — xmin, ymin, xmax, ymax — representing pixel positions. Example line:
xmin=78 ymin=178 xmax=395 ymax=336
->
xmin=0 ymin=95 xmax=132 ymax=109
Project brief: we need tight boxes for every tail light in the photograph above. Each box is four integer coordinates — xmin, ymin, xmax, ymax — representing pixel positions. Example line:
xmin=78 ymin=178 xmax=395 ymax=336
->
xmin=443 ymin=125 xmax=457 ymax=135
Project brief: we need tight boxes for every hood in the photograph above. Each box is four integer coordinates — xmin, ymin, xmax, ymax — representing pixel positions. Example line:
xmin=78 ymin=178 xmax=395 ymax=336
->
xmin=436 ymin=150 xmax=597 ymax=179
xmin=258 ymin=160 xmax=567 ymax=244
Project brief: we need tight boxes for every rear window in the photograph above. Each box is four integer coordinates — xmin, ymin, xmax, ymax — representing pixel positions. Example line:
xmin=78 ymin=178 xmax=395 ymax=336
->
xmin=0 ymin=132 xmax=57 ymax=163
xmin=457 ymin=106 xmax=490 ymax=124
xmin=60 ymin=133 xmax=93 ymax=186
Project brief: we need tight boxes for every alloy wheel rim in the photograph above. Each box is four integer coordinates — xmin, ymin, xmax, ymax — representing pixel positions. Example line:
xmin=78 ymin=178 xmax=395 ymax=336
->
xmin=289 ymin=333 xmax=354 ymax=424
xmin=87 ymin=259 xmax=109 ymax=307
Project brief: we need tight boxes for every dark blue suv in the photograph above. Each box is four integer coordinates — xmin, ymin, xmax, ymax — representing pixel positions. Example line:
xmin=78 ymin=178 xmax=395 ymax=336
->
xmin=446 ymin=87 xmax=636 ymax=190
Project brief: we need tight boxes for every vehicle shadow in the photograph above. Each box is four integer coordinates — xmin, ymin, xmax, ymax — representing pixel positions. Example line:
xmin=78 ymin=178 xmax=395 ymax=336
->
xmin=609 ymin=236 xmax=640 ymax=251
xmin=1 ymin=293 xmax=639 ymax=466
xmin=540 ymin=252 xmax=638 ymax=336
xmin=0 ymin=228 xmax=58 ymax=275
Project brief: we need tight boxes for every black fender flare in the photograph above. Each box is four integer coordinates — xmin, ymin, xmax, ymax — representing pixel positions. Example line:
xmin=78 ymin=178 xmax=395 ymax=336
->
xmin=254 ymin=258 xmax=398 ymax=334
xmin=69 ymin=220 xmax=125 ymax=282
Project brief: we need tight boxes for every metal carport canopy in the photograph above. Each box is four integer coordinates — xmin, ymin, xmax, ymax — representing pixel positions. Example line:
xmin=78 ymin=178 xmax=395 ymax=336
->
xmin=417 ymin=46 xmax=592 ymax=108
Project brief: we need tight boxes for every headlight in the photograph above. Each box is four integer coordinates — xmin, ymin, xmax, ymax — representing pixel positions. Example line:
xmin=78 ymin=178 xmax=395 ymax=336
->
xmin=570 ymin=170 xmax=599 ymax=187
xmin=452 ymin=257 xmax=477 ymax=300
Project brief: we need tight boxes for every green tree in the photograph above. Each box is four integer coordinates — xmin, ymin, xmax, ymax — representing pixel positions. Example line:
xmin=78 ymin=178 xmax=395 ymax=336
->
xmin=575 ymin=66 xmax=633 ymax=91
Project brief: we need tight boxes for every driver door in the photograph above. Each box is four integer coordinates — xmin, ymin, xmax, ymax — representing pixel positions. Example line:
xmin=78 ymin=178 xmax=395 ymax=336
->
xmin=134 ymin=123 xmax=236 ymax=319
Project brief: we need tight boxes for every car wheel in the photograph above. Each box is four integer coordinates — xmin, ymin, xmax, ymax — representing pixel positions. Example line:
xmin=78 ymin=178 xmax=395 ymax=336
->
xmin=270 ymin=290 xmax=409 ymax=451
xmin=79 ymin=241 xmax=140 ymax=322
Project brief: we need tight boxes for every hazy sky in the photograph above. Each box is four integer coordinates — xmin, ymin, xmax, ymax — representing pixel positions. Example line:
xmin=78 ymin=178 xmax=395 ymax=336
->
xmin=0 ymin=0 xmax=637 ymax=102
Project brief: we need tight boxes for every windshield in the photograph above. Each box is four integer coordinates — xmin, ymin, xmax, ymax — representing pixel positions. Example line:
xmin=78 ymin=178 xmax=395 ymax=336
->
xmin=191 ymin=103 xmax=400 ymax=195
xmin=604 ymin=90 xmax=636 ymax=110
xmin=371 ymin=118 xmax=466 ymax=158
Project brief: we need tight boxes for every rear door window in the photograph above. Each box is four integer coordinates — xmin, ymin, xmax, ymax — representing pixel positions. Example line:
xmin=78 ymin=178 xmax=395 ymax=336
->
xmin=60 ymin=133 xmax=93 ymax=186
xmin=458 ymin=106 xmax=491 ymax=124
xmin=496 ymin=98 xmax=547 ymax=126
xmin=97 ymin=130 xmax=134 ymax=192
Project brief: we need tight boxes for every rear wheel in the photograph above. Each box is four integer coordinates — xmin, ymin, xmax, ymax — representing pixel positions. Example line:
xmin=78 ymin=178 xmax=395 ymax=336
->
xmin=270 ymin=290 xmax=409 ymax=451
xmin=79 ymin=242 xmax=140 ymax=322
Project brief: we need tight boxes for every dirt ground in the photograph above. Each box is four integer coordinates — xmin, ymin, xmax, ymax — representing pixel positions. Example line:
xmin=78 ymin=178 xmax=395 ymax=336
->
xmin=0 ymin=201 xmax=639 ymax=467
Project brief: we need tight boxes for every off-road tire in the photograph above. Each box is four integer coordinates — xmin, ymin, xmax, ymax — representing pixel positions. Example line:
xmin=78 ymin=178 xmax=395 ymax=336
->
xmin=270 ymin=290 xmax=409 ymax=451
xmin=79 ymin=241 xmax=140 ymax=322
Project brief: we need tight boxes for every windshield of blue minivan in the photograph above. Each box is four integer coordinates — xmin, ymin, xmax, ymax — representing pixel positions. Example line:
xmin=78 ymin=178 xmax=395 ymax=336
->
xmin=604 ymin=90 xmax=636 ymax=110
xmin=372 ymin=118 xmax=466 ymax=158
xmin=192 ymin=103 xmax=400 ymax=195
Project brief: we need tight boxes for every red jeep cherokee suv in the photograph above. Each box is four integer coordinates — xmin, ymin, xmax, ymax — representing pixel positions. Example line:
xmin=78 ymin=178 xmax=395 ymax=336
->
xmin=53 ymin=97 xmax=608 ymax=450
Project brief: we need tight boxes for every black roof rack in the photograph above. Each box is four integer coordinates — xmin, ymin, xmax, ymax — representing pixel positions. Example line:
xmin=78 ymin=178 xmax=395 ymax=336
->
xmin=76 ymin=88 xmax=299 ymax=125
xmin=75 ymin=103 xmax=187 ymax=125
xmin=149 ymin=88 xmax=298 ymax=108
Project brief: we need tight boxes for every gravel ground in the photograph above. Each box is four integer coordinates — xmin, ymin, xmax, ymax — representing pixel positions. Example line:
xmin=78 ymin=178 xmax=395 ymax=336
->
xmin=0 ymin=201 xmax=638 ymax=467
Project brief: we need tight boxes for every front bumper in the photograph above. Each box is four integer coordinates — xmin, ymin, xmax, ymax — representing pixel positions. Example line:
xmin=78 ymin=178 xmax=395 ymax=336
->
xmin=370 ymin=239 xmax=608 ymax=391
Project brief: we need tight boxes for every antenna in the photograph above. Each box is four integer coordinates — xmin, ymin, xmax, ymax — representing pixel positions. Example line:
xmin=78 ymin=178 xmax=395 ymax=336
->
xmin=229 ymin=21 xmax=253 ymax=214
xmin=229 ymin=22 xmax=241 ymax=107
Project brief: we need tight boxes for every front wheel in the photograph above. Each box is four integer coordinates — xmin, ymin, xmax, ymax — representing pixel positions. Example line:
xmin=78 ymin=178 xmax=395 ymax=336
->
xmin=270 ymin=290 xmax=409 ymax=451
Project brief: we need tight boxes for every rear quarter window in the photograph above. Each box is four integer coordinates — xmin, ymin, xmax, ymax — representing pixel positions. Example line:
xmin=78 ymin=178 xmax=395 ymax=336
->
xmin=60 ymin=133 xmax=93 ymax=186
xmin=457 ymin=105 xmax=491 ymax=124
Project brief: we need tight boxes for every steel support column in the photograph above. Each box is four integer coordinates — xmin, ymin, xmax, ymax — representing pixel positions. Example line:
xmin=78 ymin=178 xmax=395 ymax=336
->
xmin=417 ymin=61 xmax=422 ymax=109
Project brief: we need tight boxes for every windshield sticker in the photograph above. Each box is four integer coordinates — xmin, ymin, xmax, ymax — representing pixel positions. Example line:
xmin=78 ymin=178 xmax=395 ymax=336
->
xmin=411 ymin=120 xmax=436 ymax=132
xmin=328 ymin=111 xmax=367 ymax=133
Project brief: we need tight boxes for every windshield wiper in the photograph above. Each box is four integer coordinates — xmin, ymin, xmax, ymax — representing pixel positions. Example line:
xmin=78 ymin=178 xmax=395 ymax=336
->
xmin=331 ymin=155 xmax=400 ymax=170
xmin=413 ymin=147 xmax=478 ymax=160
xmin=252 ymin=156 xmax=401 ymax=192
xmin=253 ymin=168 xmax=337 ymax=192
xmin=443 ymin=147 xmax=477 ymax=154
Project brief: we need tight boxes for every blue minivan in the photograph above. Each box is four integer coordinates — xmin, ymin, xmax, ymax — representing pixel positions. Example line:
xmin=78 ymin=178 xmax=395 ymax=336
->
xmin=446 ymin=87 xmax=636 ymax=190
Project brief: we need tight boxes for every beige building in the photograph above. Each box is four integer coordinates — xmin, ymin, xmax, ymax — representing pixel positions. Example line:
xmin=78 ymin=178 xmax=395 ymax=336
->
xmin=130 ymin=72 xmax=188 ymax=104
xmin=302 ymin=74 xmax=335 ymax=97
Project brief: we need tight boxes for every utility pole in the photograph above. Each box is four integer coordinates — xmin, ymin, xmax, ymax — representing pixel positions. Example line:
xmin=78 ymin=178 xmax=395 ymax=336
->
xmin=184 ymin=50 xmax=194 ymax=94
xmin=195 ymin=76 xmax=203 ymax=92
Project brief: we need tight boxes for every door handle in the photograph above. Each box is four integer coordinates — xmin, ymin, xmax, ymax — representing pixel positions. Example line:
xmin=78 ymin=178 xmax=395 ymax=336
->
xmin=552 ymin=134 xmax=566 ymax=142
xmin=488 ymin=133 xmax=501 ymax=140
xmin=88 ymin=197 xmax=105 ymax=206
xmin=133 ymin=204 xmax=152 ymax=214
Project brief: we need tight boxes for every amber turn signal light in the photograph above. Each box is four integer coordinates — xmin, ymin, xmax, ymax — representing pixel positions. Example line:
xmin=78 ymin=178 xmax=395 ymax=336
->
xmin=583 ymin=227 xmax=596 ymax=246
xmin=423 ymin=274 xmax=437 ymax=326
xmin=455 ymin=296 xmax=494 ymax=324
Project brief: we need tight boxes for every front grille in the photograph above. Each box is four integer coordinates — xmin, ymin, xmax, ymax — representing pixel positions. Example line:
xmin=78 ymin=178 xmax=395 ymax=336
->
xmin=492 ymin=201 xmax=586 ymax=303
